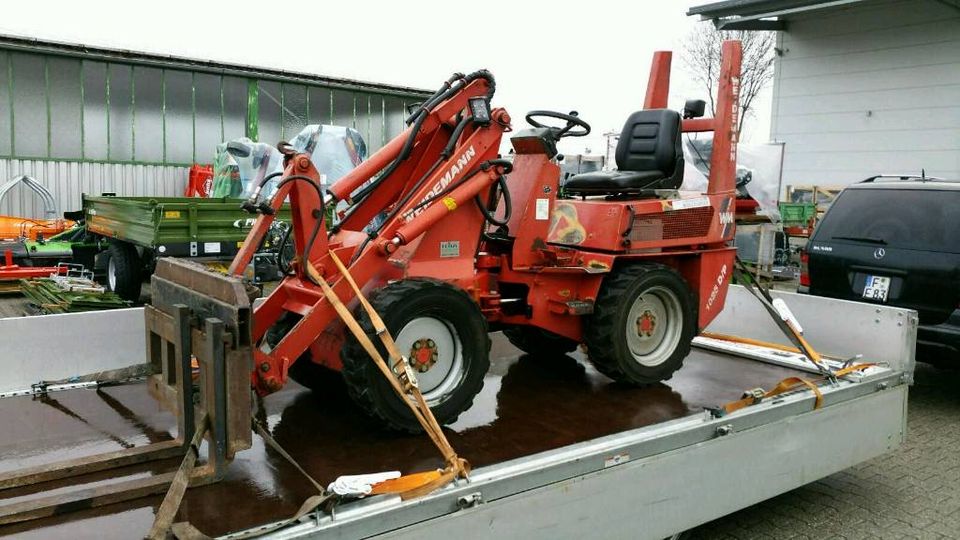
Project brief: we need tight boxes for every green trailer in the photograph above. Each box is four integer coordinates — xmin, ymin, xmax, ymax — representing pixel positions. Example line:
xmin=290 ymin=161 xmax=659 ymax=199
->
xmin=83 ymin=194 xmax=290 ymax=301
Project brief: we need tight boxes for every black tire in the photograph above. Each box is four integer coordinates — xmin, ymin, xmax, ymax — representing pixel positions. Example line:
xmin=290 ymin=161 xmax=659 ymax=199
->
xmin=263 ymin=313 xmax=336 ymax=390
xmin=585 ymin=263 xmax=696 ymax=385
xmin=341 ymin=279 xmax=491 ymax=433
xmin=503 ymin=326 xmax=578 ymax=357
xmin=104 ymin=242 xmax=142 ymax=302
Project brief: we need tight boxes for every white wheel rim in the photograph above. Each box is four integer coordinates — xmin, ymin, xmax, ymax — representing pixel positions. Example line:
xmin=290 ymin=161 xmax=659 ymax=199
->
xmin=624 ymin=285 xmax=683 ymax=367
xmin=107 ymin=257 xmax=117 ymax=291
xmin=394 ymin=316 xmax=464 ymax=405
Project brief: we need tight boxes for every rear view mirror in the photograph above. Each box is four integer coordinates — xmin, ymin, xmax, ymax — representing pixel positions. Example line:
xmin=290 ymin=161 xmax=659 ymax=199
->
xmin=683 ymin=99 xmax=706 ymax=119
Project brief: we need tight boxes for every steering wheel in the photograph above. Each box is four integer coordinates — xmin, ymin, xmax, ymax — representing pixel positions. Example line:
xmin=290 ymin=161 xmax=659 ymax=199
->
xmin=525 ymin=110 xmax=591 ymax=138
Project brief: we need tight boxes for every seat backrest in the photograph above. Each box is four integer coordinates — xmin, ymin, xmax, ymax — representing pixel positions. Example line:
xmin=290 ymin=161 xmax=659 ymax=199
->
xmin=615 ymin=109 xmax=682 ymax=175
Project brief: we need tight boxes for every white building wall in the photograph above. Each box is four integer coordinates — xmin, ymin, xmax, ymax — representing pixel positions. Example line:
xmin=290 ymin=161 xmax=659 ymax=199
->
xmin=770 ymin=0 xmax=960 ymax=191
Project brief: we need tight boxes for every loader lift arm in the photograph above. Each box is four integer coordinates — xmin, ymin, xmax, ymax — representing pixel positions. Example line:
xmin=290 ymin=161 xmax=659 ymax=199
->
xmin=230 ymin=71 xmax=511 ymax=396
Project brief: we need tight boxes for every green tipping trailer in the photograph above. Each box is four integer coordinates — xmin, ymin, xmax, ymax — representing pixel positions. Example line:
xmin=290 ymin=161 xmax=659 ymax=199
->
xmin=82 ymin=194 xmax=290 ymax=301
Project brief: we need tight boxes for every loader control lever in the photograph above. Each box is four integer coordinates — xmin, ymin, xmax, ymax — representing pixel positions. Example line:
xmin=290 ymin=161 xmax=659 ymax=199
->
xmin=525 ymin=110 xmax=591 ymax=139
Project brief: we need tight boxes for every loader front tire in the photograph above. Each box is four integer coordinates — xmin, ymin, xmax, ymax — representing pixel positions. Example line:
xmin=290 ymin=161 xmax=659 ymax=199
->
xmin=341 ymin=279 xmax=490 ymax=433
xmin=585 ymin=264 xmax=696 ymax=385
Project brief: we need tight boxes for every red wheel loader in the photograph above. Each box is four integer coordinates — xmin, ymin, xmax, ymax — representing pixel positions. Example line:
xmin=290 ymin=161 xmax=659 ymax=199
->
xmin=227 ymin=41 xmax=742 ymax=433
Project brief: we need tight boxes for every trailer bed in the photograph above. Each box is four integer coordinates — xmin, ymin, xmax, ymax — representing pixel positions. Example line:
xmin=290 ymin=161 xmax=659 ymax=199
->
xmin=0 ymin=287 xmax=916 ymax=539
xmin=0 ymin=344 xmax=803 ymax=539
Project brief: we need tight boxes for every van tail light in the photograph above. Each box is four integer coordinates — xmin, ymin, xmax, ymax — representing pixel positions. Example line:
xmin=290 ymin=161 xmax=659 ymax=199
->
xmin=799 ymin=249 xmax=811 ymax=287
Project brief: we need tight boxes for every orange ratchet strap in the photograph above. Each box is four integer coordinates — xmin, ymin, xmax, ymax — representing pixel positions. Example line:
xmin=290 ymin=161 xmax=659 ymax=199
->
xmin=305 ymin=252 xmax=469 ymax=500
xmin=719 ymin=363 xmax=875 ymax=416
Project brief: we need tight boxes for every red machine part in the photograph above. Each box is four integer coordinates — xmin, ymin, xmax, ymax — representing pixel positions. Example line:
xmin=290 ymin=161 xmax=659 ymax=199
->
xmin=226 ymin=42 xmax=743 ymax=421
xmin=183 ymin=164 xmax=214 ymax=198
xmin=0 ymin=249 xmax=67 ymax=280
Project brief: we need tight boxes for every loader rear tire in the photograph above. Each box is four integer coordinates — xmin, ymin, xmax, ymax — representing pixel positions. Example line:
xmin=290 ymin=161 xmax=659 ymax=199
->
xmin=340 ymin=279 xmax=490 ymax=433
xmin=503 ymin=326 xmax=578 ymax=357
xmin=104 ymin=242 xmax=142 ymax=302
xmin=585 ymin=264 xmax=696 ymax=385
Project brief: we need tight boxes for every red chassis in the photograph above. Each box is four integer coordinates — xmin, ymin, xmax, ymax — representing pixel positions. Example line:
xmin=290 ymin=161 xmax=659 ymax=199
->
xmin=227 ymin=43 xmax=743 ymax=426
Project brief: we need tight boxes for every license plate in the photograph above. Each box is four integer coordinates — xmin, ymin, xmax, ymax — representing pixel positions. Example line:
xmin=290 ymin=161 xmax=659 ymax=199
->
xmin=862 ymin=275 xmax=891 ymax=302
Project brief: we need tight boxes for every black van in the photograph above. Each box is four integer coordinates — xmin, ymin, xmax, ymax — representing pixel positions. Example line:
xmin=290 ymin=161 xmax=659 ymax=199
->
xmin=801 ymin=176 xmax=960 ymax=363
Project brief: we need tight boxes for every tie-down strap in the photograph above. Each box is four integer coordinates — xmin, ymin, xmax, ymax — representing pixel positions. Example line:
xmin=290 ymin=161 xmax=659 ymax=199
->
xmin=304 ymin=252 xmax=469 ymax=495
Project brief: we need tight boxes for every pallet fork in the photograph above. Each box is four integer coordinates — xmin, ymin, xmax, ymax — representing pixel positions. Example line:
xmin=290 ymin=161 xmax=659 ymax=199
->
xmin=0 ymin=258 xmax=253 ymax=535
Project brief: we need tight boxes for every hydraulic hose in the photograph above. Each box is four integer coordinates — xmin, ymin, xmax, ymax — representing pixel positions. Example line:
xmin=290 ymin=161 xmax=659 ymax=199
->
xmin=404 ymin=159 xmax=513 ymax=218
xmin=341 ymin=70 xmax=499 ymax=263
xmin=475 ymin=174 xmax=512 ymax=227
xmin=442 ymin=114 xmax=473 ymax=159
xmin=346 ymin=155 xmax=446 ymax=266
xmin=276 ymin=222 xmax=293 ymax=275
xmin=269 ymin=174 xmax=327 ymax=285
xmin=347 ymin=70 xmax=497 ymax=216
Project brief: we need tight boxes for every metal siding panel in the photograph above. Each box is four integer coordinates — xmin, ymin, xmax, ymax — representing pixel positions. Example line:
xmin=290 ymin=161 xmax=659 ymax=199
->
xmin=775 ymin=107 xmax=960 ymax=135
xmin=194 ymin=73 xmax=221 ymax=164
xmin=10 ymin=52 xmax=47 ymax=158
xmin=0 ymin=52 xmax=10 ymax=155
xmin=385 ymin=96 xmax=406 ymax=142
xmin=307 ymin=87 xmax=332 ymax=125
xmin=0 ymin=43 xmax=412 ymax=177
xmin=108 ymin=64 xmax=133 ymax=161
xmin=778 ymin=38 xmax=960 ymax=83
xmin=775 ymin=83 xmax=960 ymax=116
xmin=48 ymin=57 xmax=83 ymax=159
xmin=164 ymin=69 xmax=194 ymax=164
xmin=368 ymin=96 xmax=384 ymax=151
xmin=281 ymin=83 xmax=307 ymax=139
xmin=222 ymin=76 xmax=247 ymax=142
xmin=258 ymin=80 xmax=281 ymax=145
xmin=0 ymin=158 xmax=187 ymax=218
xmin=782 ymin=0 xmax=956 ymax=40
xmin=332 ymin=90 xmax=355 ymax=129
xmin=133 ymin=66 xmax=165 ymax=163
xmin=777 ymin=62 xmax=960 ymax=98
xmin=82 ymin=61 xmax=109 ymax=160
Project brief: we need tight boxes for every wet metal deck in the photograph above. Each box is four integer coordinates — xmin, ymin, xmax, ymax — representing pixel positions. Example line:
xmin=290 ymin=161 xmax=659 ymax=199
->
xmin=0 ymin=336 xmax=805 ymax=539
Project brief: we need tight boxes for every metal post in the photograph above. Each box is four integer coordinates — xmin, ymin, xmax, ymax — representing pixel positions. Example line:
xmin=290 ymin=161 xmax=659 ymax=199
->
xmin=246 ymin=79 xmax=259 ymax=141
xmin=204 ymin=317 xmax=228 ymax=476
xmin=172 ymin=304 xmax=195 ymax=446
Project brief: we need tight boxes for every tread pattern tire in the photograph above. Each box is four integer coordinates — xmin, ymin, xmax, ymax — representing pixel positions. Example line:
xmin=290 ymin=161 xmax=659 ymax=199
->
xmin=264 ymin=313 xmax=333 ymax=390
xmin=340 ymin=278 xmax=491 ymax=433
xmin=503 ymin=326 xmax=578 ymax=357
xmin=585 ymin=263 xmax=696 ymax=385
xmin=105 ymin=242 xmax=142 ymax=302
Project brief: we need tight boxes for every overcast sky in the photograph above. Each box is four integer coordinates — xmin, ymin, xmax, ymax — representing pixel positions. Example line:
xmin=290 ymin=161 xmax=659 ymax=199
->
xmin=1 ymin=0 xmax=771 ymax=156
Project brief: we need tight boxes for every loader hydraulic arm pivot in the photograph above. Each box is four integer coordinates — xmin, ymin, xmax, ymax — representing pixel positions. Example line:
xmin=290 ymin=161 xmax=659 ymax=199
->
xmin=229 ymin=70 xmax=511 ymax=399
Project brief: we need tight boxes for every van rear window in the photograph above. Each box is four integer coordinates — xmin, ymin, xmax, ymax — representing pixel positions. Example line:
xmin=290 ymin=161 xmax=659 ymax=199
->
xmin=815 ymin=188 xmax=960 ymax=253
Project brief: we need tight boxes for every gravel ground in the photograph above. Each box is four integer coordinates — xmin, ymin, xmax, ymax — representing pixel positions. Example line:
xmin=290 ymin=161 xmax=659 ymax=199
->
xmin=691 ymin=360 xmax=960 ymax=540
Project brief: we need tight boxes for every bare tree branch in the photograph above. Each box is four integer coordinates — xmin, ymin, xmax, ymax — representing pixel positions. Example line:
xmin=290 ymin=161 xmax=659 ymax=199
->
xmin=681 ymin=24 xmax=775 ymax=137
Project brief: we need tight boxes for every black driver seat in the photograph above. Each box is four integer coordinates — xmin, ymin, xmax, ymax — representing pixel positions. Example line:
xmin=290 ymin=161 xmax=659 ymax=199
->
xmin=564 ymin=109 xmax=684 ymax=196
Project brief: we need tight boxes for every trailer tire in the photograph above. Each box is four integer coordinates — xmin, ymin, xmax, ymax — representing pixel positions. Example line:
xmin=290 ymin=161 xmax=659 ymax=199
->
xmin=585 ymin=264 xmax=696 ymax=385
xmin=341 ymin=279 xmax=490 ymax=433
xmin=503 ymin=326 xmax=578 ymax=357
xmin=104 ymin=242 xmax=142 ymax=302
